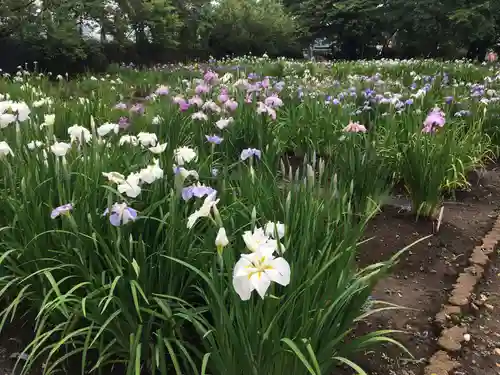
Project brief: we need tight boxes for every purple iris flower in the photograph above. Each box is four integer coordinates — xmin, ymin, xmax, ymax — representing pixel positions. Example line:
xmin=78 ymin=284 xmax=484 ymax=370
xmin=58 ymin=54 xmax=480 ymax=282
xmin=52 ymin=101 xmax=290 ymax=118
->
xmin=405 ymin=99 xmax=414 ymax=105
xmin=363 ymin=89 xmax=374 ymax=98
xmin=103 ymin=203 xmax=137 ymax=226
xmin=247 ymin=84 xmax=261 ymax=93
xmin=192 ymin=185 xmax=216 ymax=198
xmin=51 ymin=203 xmax=73 ymax=219
xmin=224 ymin=100 xmax=238 ymax=112
xmin=118 ymin=116 xmax=130 ymax=129
xmin=195 ymin=84 xmax=210 ymax=95
xmin=130 ymin=103 xmax=145 ymax=115
xmin=264 ymin=95 xmax=283 ymax=108
xmin=422 ymin=109 xmax=446 ymax=133
xmin=218 ymin=93 xmax=229 ymax=103
xmin=275 ymin=82 xmax=285 ymax=92
xmin=218 ymin=88 xmax=229 ymax=103
xmin=444 ymin=96 xmax=453 ymax=104
xmin=206 ymin=135 xmax=223 ymax=144
xmin=155 ymin=85 xmax=169 ymax=95
xmin=203 ymin=71 xmax=218 ymax=84
xmin=178 ymin=101 xmax=190 ymax=112
xmin=240 ymin=148 xmax=262 ymax=161
xmin=182 ymin=185 xmax=216 ymax=201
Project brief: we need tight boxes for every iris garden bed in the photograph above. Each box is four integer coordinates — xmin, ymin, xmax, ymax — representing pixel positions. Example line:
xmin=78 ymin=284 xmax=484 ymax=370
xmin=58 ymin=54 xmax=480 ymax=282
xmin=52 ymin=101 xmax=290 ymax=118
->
xmin=0 ymin=56 xmax=499 ymax=374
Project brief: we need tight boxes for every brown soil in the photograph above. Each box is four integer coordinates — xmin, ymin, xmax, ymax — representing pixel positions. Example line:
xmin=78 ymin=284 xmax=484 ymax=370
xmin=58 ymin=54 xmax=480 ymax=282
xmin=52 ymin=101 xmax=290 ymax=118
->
xmin=0 ymin=320 xmax=38 ymax=375
xmin=348 ymin=166 xmax=500 ymax=375
xmin=457 ymin=252 xmax=500 ymax=375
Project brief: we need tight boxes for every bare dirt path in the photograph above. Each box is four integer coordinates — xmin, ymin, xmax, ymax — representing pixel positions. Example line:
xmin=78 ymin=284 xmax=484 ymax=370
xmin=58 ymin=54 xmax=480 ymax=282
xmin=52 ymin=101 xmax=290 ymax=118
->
xmin=458 ymin=252 xmax=500 ymax=375
xmin=352 ymin=166 xmax=500 ymax=375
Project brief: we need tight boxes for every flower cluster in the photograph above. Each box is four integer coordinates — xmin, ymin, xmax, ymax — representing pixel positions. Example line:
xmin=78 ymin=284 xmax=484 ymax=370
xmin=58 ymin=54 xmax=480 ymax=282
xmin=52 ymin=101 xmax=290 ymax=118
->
xmin=233 ymin=222 xmax=289 ymax=300
xmin=103 ymin=158 xmax=164 ymax=198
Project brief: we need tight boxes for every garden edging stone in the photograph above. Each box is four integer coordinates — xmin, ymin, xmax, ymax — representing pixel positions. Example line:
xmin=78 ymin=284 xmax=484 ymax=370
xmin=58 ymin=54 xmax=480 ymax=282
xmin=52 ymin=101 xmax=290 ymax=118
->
xmin=423 ymin=214 xmax=500 ymax=375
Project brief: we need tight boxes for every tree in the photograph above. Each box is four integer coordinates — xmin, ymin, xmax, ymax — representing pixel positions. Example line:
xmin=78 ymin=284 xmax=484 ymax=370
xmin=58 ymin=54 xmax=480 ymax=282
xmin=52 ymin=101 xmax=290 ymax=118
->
xmin=448 ymin=0 xmax=499 ymax=59
xmin=206 ymin=0 xmax=303 ymax=58
xmin=297 ymin=0 xmax=389 ymax=59
xmin=296 ymin=0 xmax=500 ymax=60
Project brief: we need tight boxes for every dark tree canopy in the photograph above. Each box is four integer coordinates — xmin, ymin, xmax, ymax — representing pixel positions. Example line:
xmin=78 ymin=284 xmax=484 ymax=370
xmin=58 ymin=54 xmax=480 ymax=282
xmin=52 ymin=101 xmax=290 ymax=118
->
xmin=1 ymin=0 xmax=500 ymax=73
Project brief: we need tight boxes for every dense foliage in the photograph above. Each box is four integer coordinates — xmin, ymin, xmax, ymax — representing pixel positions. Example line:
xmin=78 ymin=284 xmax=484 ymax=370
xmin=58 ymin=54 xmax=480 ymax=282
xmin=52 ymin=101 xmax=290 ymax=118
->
xmin=3 ymin=0 xmax=500 ymax=72
xmin=297 ymin=0 xmax=500 ymax=60
xmin=0 ymin=0 xmax=303 ymax=73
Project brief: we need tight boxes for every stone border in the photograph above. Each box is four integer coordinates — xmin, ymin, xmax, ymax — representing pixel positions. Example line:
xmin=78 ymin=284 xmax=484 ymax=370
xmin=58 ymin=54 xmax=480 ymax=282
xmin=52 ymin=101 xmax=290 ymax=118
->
xmin=423 ymin=214 xmax=500 ymax=375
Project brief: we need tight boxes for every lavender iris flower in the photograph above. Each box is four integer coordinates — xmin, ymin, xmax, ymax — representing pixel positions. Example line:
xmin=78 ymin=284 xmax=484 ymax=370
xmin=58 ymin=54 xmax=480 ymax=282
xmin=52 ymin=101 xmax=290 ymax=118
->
xmin=118 ymin=116 xmax=130 ymax=129
xmin=51 ymin=203 xmax=73 ymax=219
xmin=203 ymin=71 xmax=218 ymax=84
xmin=195 ymin=84 xmax=210 ymax=94
xmin=182 ymin=185 xmax=217 ymax=201
xmin=103 ymin=202 xmax=137 ymax=226
xmin=130 ymin=103 xmax=145 ymax=115
xmin=155 ymin=86 xmax=169 ymax=95
xmin=224 ymin=100 xmax=238 ymax=112
xmin=240 ymin=148 xmax=262 ymax=161
xmin=205 ymin=135 xmax=223 ymax=144
xmin=275 ymin=81 xmax=285 ymax=91
xmin=178 ymin=101 xmax=190 ymax=111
